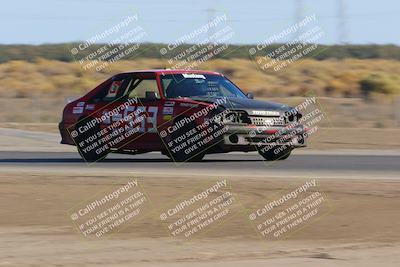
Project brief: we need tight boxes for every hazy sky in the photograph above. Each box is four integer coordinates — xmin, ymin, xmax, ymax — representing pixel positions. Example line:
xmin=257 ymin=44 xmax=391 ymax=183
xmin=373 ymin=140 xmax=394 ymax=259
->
xmin=0 ymin=0 xmax=398 ymax=45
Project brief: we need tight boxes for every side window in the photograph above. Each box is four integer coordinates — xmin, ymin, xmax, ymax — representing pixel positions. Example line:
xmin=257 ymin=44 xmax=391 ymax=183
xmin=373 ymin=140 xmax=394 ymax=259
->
xmin=128 ymin=78 xmax=160 ymax=99
xmin=102 ymin=78 xmax=132 ymax=102
xmin=90 ymin=77 xmax=133 ymax=103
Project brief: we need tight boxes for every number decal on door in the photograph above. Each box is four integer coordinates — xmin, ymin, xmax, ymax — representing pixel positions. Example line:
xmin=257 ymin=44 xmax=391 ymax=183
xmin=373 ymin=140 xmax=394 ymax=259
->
xmin=103 ymin=106 xmax=158 ymax=133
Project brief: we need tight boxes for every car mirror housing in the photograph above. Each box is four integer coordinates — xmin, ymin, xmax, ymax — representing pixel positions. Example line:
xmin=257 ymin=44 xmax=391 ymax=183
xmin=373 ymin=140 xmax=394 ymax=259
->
xmin=246 ymin=93 xmax=254 ymax=99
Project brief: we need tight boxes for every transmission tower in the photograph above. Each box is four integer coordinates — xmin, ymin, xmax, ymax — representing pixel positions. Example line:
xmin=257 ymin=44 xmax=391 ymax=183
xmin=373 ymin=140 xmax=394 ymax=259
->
xmin=294 ymin=0 xmax=305 ymax=41
xmin=206 ymin=7 xmax=217 ymax=43
xmin=338 ymin=0 xmax=348 ymax=44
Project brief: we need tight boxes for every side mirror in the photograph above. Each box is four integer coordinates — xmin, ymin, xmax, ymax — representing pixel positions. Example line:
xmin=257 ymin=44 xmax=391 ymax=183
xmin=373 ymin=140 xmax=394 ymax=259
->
xmin=145 ymin=91 xmax=158 ymax=100
xmin=246 ymin=93 xmax=254 ymax=99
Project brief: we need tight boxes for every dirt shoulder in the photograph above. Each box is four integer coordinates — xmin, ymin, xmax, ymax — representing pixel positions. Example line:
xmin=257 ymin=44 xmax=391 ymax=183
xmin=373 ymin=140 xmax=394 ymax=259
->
xmin=0 ymin=173 xmax=399 ymax=266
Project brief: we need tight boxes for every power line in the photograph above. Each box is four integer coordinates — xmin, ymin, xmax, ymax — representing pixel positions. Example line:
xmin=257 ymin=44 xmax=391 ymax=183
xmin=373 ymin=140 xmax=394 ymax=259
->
xmin=337 ymin=0 xmax=349 ymax=44
xmin=206 ymin=7 xmax=217 ymax=43
xmin=294 ymin=0 xmax=305 ymax=40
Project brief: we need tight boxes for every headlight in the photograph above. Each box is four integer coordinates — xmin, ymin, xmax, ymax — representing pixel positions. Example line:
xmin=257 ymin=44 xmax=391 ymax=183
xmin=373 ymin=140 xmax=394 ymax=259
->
xmin=285 ymin=110 xmax=302 ymax=123
xmin=223 ymin=111 xmax=250 ymax=124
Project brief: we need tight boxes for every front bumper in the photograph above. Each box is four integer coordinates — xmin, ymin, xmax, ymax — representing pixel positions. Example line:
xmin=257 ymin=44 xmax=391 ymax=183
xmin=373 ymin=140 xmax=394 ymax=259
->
xmin=222 ymin=124 xmax=308 ymax=147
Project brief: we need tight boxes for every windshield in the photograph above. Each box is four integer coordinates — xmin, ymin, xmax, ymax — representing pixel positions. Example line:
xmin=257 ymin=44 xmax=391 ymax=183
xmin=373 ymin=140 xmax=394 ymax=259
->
xmin=161 ymin=73 xmax=247 ymax=99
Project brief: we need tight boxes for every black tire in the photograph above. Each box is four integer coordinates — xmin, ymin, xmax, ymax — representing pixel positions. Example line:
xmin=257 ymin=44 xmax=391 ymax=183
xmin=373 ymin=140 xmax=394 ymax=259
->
xmin=258 ymin=146 xmax=292 ymax=161
xmin=165 ymin=151 xmax=205 ymax=162
xmin=73 ymin=118 xmax=109 ymax=162
xmin=168 ymin=118 xmax=205 ymax=162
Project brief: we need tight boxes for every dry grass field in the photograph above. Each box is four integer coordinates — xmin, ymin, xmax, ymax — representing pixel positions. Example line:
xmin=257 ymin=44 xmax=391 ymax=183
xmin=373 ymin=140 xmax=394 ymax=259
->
xmin=0 ymin=58 xmax=399 ymax=127
xmin=0 ymin=58 xmax=399 ymax=99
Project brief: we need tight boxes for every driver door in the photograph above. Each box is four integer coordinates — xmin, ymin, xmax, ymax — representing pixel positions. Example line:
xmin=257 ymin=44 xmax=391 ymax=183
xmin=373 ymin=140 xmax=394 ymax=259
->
xmin=112 ymin=72 xmax=162 ymax=150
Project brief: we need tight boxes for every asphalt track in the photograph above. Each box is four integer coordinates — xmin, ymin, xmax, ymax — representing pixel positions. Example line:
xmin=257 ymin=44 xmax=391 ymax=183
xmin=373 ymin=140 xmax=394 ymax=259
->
xmin=0 ymin=151 xmax=399 ymax=179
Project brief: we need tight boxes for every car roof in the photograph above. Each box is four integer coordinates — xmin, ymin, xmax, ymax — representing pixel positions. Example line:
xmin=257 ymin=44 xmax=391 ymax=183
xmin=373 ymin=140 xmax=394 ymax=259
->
xmin=119 ymin=69 xmax=222 ymax=76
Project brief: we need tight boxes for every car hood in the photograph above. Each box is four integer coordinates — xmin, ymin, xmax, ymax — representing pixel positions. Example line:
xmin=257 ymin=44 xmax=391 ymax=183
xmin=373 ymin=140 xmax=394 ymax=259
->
xmin=190 ymin=97 xmax=291 ymax=114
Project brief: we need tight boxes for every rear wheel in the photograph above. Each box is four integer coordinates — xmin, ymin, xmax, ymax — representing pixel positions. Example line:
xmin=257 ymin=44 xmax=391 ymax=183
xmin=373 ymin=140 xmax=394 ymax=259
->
xmin=73 ymin=118 xmax=109 ymax=162
xmin=258 ymin=146 xmax=292 ymax=161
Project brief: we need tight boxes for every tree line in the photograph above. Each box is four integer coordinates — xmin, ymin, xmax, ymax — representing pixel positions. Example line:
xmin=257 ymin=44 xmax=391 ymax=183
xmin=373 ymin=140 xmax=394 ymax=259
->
xmin=0 ymin=43 xmax=399 ymax=63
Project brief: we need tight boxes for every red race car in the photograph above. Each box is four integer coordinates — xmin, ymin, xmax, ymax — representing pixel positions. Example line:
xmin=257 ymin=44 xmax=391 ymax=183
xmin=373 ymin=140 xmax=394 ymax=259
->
xmin=59 ymin=69 xmax=308 ymax=162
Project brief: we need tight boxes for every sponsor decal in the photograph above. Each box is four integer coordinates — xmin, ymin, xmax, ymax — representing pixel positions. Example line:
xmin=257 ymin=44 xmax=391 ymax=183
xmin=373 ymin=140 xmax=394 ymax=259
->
xmin=252 ymin=110 xmax=280 ymax=116
xmin=163 ymin=106 xmax=174 ymax=115
xmin=165 ymin=101 xmax=175 ymax=106
xmin=76 ymin=101 xmax=85 ymax=107
xmin=163 ymin=115 xmax=173 ymax=121
xmin=106 ymin=81 xmax=122 ymax=98
xmin=179 ymin=103 xmax=199 ymax=108
xmin=86 ymin=104 xmax=95 ymax=110
xmin=182 ymin=73 xmax=206 ymax=79
xmin=73 ymin=107 xmax=84 ymax=114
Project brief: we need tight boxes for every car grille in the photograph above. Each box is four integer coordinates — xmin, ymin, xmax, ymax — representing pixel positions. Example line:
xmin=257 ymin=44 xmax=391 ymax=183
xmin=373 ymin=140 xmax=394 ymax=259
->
xmin=249 ymin=116 xmax=285 ymax=126
xmin=222 ymin=110 xmax=299 ymax=127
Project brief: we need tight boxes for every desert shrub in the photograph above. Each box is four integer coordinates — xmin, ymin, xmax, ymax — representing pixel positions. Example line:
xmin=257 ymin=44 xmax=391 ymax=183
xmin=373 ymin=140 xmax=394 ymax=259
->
xmin=359 ymin=74 xmax=399 ymax=98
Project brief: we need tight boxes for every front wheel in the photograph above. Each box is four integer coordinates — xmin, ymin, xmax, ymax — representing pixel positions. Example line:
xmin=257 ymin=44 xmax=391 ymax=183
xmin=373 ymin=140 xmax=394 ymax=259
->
xmin=169 ymin=118 xmax=205 ymax=162
xmin=258 ymin=146 xmax=292 ymax=161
